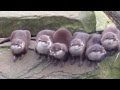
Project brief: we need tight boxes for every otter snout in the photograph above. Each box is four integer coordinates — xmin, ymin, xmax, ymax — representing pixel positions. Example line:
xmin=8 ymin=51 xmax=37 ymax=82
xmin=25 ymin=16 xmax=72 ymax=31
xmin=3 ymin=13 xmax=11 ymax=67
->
xmin=11 ymin=45 xmax=24 ymax=54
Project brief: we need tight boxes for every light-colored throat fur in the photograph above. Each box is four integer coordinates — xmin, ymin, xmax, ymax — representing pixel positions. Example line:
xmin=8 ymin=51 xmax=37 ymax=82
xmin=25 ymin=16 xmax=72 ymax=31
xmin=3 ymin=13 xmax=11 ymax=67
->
xmin=11 ymin=41 xmax=25 ymax=54
xmin=87 ymin=46 xmax=106 ymax=61
xmin=50 ymin=49 xmax=65 ymax=59
xmin=69 ymin=40 xmax=85 ymax=56
xmin=36 ymin=39 xmax=52 ymax=54
xmin=88 ymin=51 xmax=106 ymax=61
xmin=49 ymin=43 xmax=67 ymax=59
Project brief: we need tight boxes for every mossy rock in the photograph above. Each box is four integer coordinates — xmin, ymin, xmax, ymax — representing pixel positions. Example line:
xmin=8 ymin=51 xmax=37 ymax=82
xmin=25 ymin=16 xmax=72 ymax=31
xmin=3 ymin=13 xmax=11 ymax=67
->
xmin=76 ymin=11 xmax=96 ymax=33
xmin=96 ymin=53 xmax=120 ymax=79
xmin=0 ymin=11 xmax=96 ymax=38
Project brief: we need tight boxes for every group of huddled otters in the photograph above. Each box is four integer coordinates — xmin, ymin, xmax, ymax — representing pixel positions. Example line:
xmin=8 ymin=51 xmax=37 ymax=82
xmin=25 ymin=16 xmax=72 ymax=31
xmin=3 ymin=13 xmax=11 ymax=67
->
xmin=0 ymin=25 xmax=120 ymax=68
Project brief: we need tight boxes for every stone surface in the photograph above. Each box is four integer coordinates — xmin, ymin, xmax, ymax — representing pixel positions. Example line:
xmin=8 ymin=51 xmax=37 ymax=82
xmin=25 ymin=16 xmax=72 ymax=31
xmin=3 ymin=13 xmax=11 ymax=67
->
xmin=0 ymin=11 xmax=80 ymax=18
xmin=0 ymin=39 xmax=95 ymax=79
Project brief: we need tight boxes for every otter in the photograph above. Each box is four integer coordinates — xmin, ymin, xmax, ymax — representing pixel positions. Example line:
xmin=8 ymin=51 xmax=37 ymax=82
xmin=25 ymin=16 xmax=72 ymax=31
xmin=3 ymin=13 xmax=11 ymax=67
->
xmin=85 ymin=33 xmax=106 ymax=68
xmin=69 ymin=32 xmax=90 ymax=67
xmin=0 ymin=30 xmax=31 ymax=62
xmin=101 ymin=25 xmax=120 ymax=55
xmin=49 ymin=28 xmax=72 ymax=67
xmin=35 ymin=29 xmax=55 ymax=60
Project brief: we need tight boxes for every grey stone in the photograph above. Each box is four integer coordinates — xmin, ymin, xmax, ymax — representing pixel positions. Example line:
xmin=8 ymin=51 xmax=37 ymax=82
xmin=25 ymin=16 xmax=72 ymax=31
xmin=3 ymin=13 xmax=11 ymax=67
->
xmin=0 ymin=39 xmax=95 ymax=79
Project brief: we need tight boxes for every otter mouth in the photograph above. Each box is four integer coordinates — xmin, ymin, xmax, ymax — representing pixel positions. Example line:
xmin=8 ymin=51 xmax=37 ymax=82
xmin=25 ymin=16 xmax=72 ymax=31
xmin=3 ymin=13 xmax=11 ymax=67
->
xmin=11 ymin=44 xmax=22 ymax=48
xmin=69 ymin=45 xmax=82 ymax=54
xmin=38 ymin=42 xmax=48 ymax=47
xmin=104 ymin=39 xmax=115 ymax=43
xmin=71 ymin=45 xmax=84 ymax=49
xmin=38 ymin=39 xmax=52 ymax=47
xmin=10 ymin=41 xmax=25 ymax=54
xmin=36 ymin=42 xmax=51 ymax=54
xmin=88 ymin=51 xmax=106 ymax=61
xmin=49 ymin=50 xmax=65 ymax=59
xmin=70 ymin=44 xmax=84 ymax=52
xmin=92 ymin=51 xmax=104 ymax=55
xmin=70 ymin=40 xmax=85 ymax=50
xmin=92 ymin=49 xmax=106 ymax=54
xmin=11 ymin=45 xmax=23 ymax=54
xmin=71 ymin=41 xmax=84 ymax=47
xmin=102 ymin=39 xmax=118 ymax=50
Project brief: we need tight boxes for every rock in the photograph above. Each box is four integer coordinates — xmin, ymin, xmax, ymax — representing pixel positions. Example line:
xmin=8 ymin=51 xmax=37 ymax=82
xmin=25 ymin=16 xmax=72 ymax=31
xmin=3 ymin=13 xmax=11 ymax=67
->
xmin=76 ymin=11 xmax=96 ymax=33
xmin=96 ymin=53 xmax=120 ymax=79
xmin=95 ymin=11 xmax=114 ymax=31
xmin=0 ymin=11 xmax=96 ymax=37
xmin=0 ymin=39 xmax=95 ymax=79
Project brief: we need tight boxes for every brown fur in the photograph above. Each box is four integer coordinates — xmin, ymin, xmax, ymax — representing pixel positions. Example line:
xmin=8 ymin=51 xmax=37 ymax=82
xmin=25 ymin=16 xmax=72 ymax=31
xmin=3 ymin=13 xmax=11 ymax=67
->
xmin=49 ymin=28 xmax=72 ymax=67
xmin=53 ymin=28 xmax=72 ymax=48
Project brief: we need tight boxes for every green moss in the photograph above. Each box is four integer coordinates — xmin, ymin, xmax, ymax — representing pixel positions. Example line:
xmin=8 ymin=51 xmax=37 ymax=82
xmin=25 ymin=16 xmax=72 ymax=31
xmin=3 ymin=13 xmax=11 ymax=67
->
xmin=0 ymin=17 xmax=84 ymax=38
xmin=95 ymin=11 xmax=115 ymax=31
xmin=97 ymin=53 xmax=120 ymax=79
xmin=74 ymin=52 xmax=120 ymax=79
xmin=77 ymin=11 xmax=96 ymax=33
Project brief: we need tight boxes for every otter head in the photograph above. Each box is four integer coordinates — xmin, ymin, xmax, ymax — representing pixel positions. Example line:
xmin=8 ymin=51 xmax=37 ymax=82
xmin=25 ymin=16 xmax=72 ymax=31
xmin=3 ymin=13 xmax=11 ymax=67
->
xmin=11 ymin=39 xmax=25 ymax=54
xmin=69 ymin=38 xmax=85 ymax=56
xmin=36 ymin=35 xmax=52 ymax=54
xmin=101 ymin=32 xmax=119 ymax=51
xmin=86 ymin=44 xmax=106 ymax=61
xmin=49 ymin=43 xmax=67 ymax=59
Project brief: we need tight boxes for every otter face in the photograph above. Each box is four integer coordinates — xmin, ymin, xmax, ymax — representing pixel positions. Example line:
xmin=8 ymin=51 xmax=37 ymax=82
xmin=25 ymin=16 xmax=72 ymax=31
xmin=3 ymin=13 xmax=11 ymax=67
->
xmin=36 ymin=35 xmax=52 ymax=54
xmin=101 ymin=32 xmax=119 ymax=50
xmin=49 ymin=43 xmax=66 ymax=59
xmin=11 ymin=39 xmax=25 ymax=54
xmin=69 ymin=38 xmax=85 ymax=56
xmin=87 ymin=44 xmax=106 ymax=61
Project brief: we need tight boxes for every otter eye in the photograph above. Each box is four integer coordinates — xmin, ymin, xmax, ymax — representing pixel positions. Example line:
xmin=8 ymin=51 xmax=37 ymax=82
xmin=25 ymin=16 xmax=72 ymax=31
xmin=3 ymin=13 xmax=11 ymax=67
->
xmin=56 ymin=48 xmax=61 ymax=51
xmin=93 ymin=49 xmax=97 ymax=52
xmin=105 ymin=36 xmax=109 ymax=39
xmin=39 ymin=39 xmax=42 ymax=41
xmin=16 ymin=44 xmax=19 ymax=46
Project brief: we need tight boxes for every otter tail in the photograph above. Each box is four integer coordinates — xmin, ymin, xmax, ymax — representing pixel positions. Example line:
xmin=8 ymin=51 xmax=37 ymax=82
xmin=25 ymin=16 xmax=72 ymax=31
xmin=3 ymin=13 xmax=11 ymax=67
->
xmin=0 ymin=38 xmax=10 ymax=44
